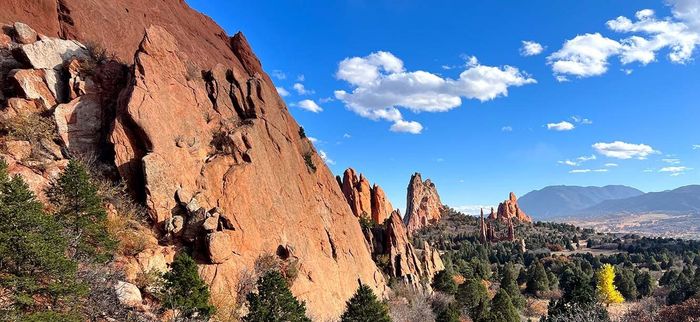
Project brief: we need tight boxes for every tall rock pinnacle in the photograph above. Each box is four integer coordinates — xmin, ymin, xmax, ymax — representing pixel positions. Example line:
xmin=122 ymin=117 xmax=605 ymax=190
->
xmin=404 ymin=172 xmax=444 ymax=234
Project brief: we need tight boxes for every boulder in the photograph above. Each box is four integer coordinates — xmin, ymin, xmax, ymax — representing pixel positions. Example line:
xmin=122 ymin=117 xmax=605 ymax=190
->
xmin=53 ymin=94 xmax=103 ymax=155
xmin=206 ymin=231 xmax=233 ymax=264
xmin=15 ymin=38 xmax=87 ymax=70
xmin=0 ymin=33 xmax=11 ymax=49
xmin=9 ymin=69 xmax=56 ymax=109
xmin=114 ymin=281 xmax=142 ymax=307
xmin=404 ymin=173 xmax=444 ymax=235
xmin=202 ymin=213 xmax=220 ymax=232
xmin=13 ymin=22 xmax=37 ymax=44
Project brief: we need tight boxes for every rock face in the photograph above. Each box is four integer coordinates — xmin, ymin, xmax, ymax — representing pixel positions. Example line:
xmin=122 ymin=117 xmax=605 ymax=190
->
xmin=496 ymin=192 xmax=532 ymax=223
xmin=0 ymin=7 xmax=387 ymax=320
xmin=404 ymin=173 xmax=444 ymax=234
xmin=365 ymin=210 xmax=444 ymax=290
xmin=340 ymin=168 xmax=394 ymax=224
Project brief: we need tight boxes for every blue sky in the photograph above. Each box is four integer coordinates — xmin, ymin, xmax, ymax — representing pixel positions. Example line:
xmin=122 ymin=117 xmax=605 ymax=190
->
xmin=187 ymin=0 xmax=700 ymax=214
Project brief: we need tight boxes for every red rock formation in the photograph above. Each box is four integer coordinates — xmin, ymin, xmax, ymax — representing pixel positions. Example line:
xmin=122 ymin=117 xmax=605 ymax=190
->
xmin=340 ymin=168 xmax=393 ymax=224
xmin=404 ymin=172 xmax=444 ymax=234
xmin=0 ymin=6 xmax=387 ymax=318
xmin=496 ymin=192 xmax=532 ymax=223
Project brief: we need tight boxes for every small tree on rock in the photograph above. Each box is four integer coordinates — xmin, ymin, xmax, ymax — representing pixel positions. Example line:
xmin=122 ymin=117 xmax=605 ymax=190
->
xmin=340 ymin=283 xmax=390 ymax=322
xmin=244 ymin=270 xmax=310 ymax=322
xmin=161 ymin=252 xmax=215 ymax=319
xmin=48 ymin=160 xmax=116 ymax=262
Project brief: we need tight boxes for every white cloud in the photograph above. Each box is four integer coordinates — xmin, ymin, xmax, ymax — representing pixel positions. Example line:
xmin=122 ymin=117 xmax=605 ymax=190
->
xmin=693 ymin=144 xmax=700 ymax=149
xmin=558 ymin=160 xmax=579 ymax=166
xmin=296 ymin=99 xmax=323 ymax=113
xmin=549 ymin=2 xmax=700 ymax=78
xmin=276 ymin=86 xmax=290 ymax=97
xmin=308 ymin=137 xmax=318 ymax=143
xmin=571 ymin=115 xmax=593 ymax=124
xmin=546 ymin=121 xmax=575 ymax=131
xmin=662 ymin=158 xmax=681 ymax=164
xmin=659 ymin=166 xmax=692 ymax=176
xmin=592 ymin=141 xmax=658 ymax=159
xmin=271 ymin=70 xmax=286 ymax=80
xmin=605 ymin=163 xmax=619 ymax=167
xmin=319 ymin=150 xmax=335 ymax=165
xmin=501 ymin=126 xmax=513 ymax=132
xmin=293 ymin=83 xmax=314 ymax=95
xmin=558 ymin=154 xmax=596 ymax=167
xmin=390 ymin=120 xmax=423 ymax=134
xmin=520 ymin=40 xmax=545 ymax=56
xmin=548 ymin=33 xmax=622 ymax=78
xmin=343 ymin=133 xmax=351 ymax=138
xmin=643 ymin=168 xmax=654 ymax=172
xmin=454 ymin=205 xmax=496 ymax=216
xmin=570 ymin=168 xmax=608 ymax=173
xmin=335 ymin=51 xmax=534 ymax=133
xmin=296 ymin=74 xmax=305 ymax=82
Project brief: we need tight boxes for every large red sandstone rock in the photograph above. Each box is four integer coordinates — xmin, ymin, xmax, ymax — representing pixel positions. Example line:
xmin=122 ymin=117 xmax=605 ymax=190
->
xmin=108 ymin=26 xmax=385 ymax=320
xmin=0 ymin=0 xmax=243 ymax=68
xmin=496 ymin=192 xmax=532 ymax=223
xmin=404 ymin=172 xmax=444 ymax=235
xmin=340 ymin=168 xmax=394 ymax=224
xmin=385 ymin=211 xmax=426 ymax=287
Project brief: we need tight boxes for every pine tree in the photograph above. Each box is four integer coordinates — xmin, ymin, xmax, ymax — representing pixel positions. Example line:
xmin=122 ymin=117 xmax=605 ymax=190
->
xmin=560 ymin=267 xmax=595 ymax=305
xmin=0 ymin=160 xmax=82 ymax=319
xmin=456 ymin=278 xmax=489 ymax=321
xmin=486 ymin=289 xmax=519 ymax=322
xmin=432 ymin=270 xmax=457 ymax=295
xmin=500 ymin=263 xmax=525 ymax=308
xmin=47 ymin=160 xmax=116 ymax=262
xmin=526 ymin=260 xmax=549 ymax=295
xmin=340 ymin=283 xmax=390 ymax=322
xmin=596 ymin=264 xmax=624 ymax=305
xmin=161 ymin=252 xmax=215 ymax=319
xmin=635 ymin=271 xmax=654 ymax=298
xmin=435 ymin=303 xmax=460 ymax=322
xmin=614 ymin=267 xmax=637 ymax=300
xmin=244 ymin=270 xmax=310 ymax=322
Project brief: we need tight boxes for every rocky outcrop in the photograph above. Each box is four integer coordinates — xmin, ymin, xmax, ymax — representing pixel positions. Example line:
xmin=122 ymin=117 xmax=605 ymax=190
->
xmin=365 ymin=210 xmax=443 ymax=290
xmin=404 ymin=173 xmax=444 ymax=234
xmin=496 ymin=192 xmax=532 ymax=223
xmin=0 ymin=13 xmax=386 ymax=321
xmin=340 ymin=168 xmax=393 ymax=224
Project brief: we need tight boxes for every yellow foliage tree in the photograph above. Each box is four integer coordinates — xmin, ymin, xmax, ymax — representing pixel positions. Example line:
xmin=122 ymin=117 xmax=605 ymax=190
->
xmin=596 ymin=263 xmax=624 ymax=305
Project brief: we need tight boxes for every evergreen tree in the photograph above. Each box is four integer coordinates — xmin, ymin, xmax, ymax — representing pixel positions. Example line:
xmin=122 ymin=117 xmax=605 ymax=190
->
xmin=340 ymin=283 xmax=390 ymax=322
xmin=526 ymin=260 xmax=549 ymax=295
xmin=559 ymin=267 xmax=595 ymax=305
xmin=161 ymin=252 xmax=215 ymax=319
xmin=456 ymin=278 xmax=489 ymax=321
xmin=47 ymin=160 xmax=116 ymax=262
xmin=500 ymin=263 xmax=525 ymax=308
xmin=244 ymin=270 xmax=310 ymax=322
xmin=486 ymin=289 xmax=519 ymax=322
xmin=596 ymin=264 xmax=624 ymax=305
xmin=0 ymin=161 xmax=82 ymax=320
xmin=614 ymin=267 xmax=637 ymax=300
xmin=635 ymin=271 xmax=654 ymax=298
xmin=435 ymin=303 xmax=460 ymax=322
xmin=432 ymin=270 xmax=457 ymax=295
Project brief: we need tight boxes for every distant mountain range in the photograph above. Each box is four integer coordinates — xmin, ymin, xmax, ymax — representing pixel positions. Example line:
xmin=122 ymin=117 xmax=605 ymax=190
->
xmin=518 ymin=185 xmax=644 ymax=219
xmin=519 ymin=184 xmax=700 ymax=220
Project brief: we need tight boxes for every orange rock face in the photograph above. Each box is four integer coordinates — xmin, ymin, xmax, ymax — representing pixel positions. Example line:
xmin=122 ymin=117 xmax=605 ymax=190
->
xmin=340 ymin=168 xmax=393 ymax=224
xmin=1 ymin=3 xmax=388 ymax=319
xmin=108 ymin=26 xmax=385 ymax=320
xmin=404 ymin=172 xmax=444 ymax=234
xmin=496 ymin=192 xmax=532 ymax=223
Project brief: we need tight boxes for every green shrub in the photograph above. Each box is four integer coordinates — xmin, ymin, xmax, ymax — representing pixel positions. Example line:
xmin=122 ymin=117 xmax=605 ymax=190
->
xmin=303 ymin=152 xmax=316 ymax=172
xmin=340 ymin=283 xmax=390 ymax=322
xmin=161 ymin=252 xmax=215 ymax=319
xmin=244 ymin=270 xmax=310 ymax=322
